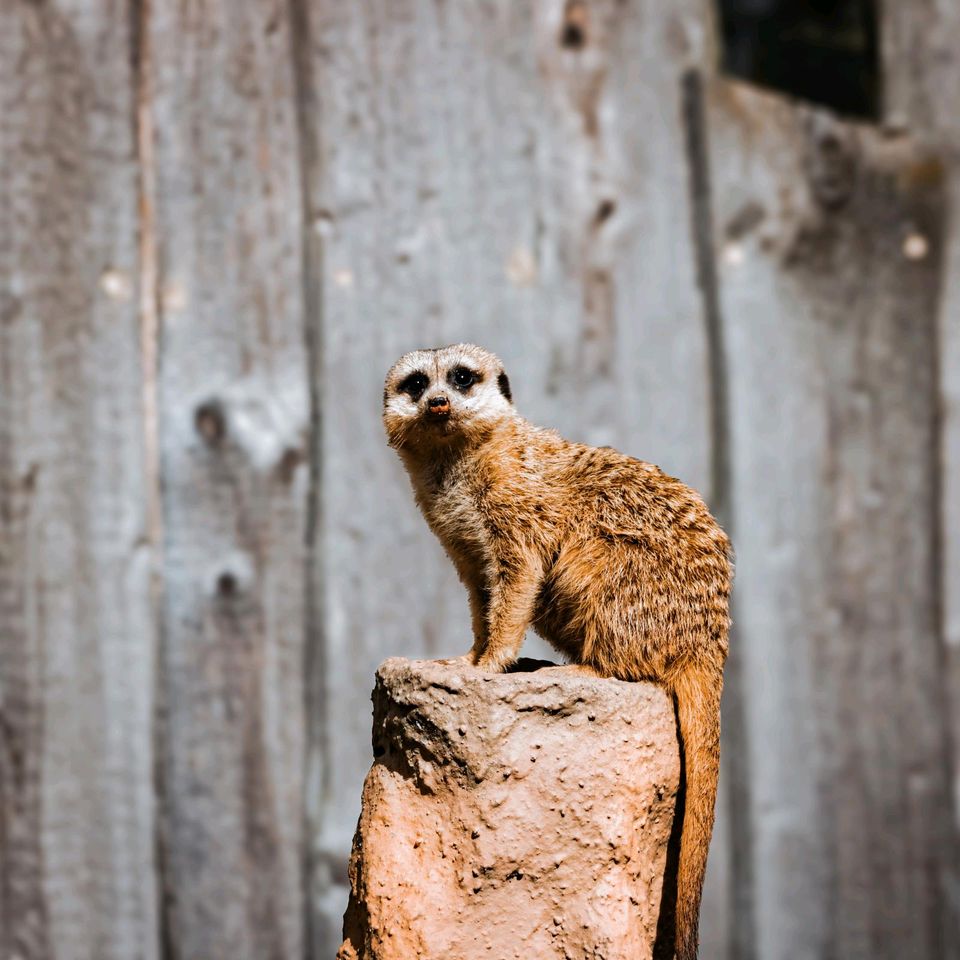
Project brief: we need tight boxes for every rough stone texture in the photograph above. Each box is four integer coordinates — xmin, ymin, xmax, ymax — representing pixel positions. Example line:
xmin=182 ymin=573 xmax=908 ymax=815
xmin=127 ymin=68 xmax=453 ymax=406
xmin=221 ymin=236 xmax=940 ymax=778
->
xmin=338 ymin=657 xmax=681 ymax=960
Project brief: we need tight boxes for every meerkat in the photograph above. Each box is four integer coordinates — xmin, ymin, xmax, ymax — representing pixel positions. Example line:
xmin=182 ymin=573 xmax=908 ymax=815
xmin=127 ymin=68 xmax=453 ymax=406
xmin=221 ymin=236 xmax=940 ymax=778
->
xmin=383 ymin=343 xmax=731 ymax=960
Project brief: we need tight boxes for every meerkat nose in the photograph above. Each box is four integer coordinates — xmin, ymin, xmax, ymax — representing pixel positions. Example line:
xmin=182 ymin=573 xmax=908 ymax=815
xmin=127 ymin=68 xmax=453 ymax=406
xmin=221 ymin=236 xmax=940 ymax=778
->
xmin=427 ymin=395 xmax=450 ymax=416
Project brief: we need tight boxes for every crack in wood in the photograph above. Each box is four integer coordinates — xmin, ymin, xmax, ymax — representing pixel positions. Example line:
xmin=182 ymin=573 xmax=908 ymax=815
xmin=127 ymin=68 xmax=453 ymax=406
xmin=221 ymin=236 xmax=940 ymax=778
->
xmin=130 ymin=2 xmax=173 ymax=958
xmin=680 ymin=67 xmax=757 ymax=960
xmin=287 ymin=0 xmax=329 ymax=956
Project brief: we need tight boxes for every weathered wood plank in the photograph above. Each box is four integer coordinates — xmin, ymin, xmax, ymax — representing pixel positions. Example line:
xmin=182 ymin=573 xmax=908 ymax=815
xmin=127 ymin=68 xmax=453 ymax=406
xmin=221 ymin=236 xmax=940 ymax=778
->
xmin=0 ymin=3 xmax=158 ymax=958
xmin=881 ymin=0 xmax=960 ymax=831
xmin=705 ymin=78 xmax=959 ymax=959
xmin=148 ymin=1 xmax=309 ymax=956
xmin=299 ymin=0 xmax=718 ymax=952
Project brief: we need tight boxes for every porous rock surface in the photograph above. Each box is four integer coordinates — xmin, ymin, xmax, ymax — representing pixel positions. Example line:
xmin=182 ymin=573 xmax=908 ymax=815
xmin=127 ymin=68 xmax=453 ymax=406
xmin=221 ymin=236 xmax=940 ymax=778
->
xmin=338 ymin=657 xmax=680 ymax=960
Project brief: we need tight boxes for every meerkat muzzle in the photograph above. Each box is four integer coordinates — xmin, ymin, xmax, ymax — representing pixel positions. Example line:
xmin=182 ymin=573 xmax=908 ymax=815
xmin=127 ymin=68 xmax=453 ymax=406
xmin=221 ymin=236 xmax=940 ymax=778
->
xmin=426 ymin=396 xmax=451 ymax=419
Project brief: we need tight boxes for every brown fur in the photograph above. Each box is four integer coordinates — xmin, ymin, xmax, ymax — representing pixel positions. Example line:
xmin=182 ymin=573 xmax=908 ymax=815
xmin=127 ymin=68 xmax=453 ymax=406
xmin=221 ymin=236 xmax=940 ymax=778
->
xmin=383 ymin=344 xmax=731 ymax=960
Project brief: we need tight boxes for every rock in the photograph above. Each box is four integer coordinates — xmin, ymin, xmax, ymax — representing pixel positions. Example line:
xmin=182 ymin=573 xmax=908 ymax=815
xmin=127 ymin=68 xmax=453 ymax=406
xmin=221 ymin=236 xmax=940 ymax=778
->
xmin=338 ymin=657 xmax=681 ymax=960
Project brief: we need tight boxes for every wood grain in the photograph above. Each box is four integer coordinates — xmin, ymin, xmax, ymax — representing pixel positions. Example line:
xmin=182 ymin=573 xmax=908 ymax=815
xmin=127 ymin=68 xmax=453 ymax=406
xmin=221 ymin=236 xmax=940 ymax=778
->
xmin=148 ymin=1 xmax=309 ymax=956
xmin=705 ymin=77 xmax=959 ymax=960
xmin=4 ymin=3 xmax=960 ymax=957
xmin=0 ymin=3 xmax=158 ymax=958
xmin=298 ymin=0 xmax=718 ymax=953
xmin=882 ymin=0 xmax=960 ymax=835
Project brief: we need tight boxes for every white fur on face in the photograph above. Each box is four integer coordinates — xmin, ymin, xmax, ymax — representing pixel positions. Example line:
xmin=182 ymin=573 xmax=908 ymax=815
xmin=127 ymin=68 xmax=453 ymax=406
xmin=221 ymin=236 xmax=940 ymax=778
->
xmin=382 ymin=348 xmax=436 ymax=423
xmin=383 ymin=344 xmax=513 ymax=449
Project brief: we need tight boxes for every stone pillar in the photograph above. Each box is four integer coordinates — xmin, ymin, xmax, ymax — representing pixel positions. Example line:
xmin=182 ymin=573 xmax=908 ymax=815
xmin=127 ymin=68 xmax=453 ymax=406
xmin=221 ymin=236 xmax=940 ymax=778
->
xmin=338 ymin=657 xmax=680 ymax=960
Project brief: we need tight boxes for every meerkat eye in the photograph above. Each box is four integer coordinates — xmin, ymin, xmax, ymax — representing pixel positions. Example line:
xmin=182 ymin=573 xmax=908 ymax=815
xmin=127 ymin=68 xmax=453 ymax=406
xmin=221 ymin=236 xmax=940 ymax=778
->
xmin=398 ymin=371 xmax=429 ymax=401
xmin=450 ymin=366 xmax=478 ymax=390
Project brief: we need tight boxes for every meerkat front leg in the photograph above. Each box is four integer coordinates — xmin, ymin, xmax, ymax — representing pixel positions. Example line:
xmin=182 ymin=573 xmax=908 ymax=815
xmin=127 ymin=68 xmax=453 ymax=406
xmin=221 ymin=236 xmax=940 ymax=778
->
xmin=473 ymin=551 xmax=542 ymax=671
xmin=444 ymin=550 xmax=490 ymax=661
xmin=465 ymin=583 xmax=490 ymax=660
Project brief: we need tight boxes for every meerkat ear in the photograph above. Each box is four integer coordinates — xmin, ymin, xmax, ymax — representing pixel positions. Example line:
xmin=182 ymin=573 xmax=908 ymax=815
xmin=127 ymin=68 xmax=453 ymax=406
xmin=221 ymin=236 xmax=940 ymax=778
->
xmin=497 ymin=370 xmax=512 ymax=403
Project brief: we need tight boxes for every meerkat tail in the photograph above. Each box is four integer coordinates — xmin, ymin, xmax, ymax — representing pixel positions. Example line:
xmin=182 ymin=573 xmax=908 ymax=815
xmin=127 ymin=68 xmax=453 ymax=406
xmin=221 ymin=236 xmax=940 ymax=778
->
xmin=670 ymin=665 xmax=723 ymax=960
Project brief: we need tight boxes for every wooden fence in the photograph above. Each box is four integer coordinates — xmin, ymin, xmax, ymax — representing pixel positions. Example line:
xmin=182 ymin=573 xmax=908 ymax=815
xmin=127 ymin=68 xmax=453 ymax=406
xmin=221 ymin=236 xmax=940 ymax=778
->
xmin=2 ymin=2 xmax=958 ymax=958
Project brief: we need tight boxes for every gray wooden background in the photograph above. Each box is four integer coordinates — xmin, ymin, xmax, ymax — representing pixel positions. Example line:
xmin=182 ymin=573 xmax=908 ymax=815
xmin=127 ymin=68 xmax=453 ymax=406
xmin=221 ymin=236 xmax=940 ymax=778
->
xmin=2 ymin=1 xmax=959 ymax=958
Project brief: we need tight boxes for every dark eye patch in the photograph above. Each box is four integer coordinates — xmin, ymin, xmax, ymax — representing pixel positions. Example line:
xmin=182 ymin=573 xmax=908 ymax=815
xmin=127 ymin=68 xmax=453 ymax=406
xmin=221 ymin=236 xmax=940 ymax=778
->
xmin=449 ymin=366 xmax=479 ymax=390
xmin=398 ymin=371 xmax=429 ymax=401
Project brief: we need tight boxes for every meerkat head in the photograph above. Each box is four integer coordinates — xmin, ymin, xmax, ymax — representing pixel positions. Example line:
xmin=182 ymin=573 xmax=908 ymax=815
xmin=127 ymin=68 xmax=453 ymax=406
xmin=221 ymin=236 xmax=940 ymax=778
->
xmin=383 ymin=343 xmax=514 ymax=452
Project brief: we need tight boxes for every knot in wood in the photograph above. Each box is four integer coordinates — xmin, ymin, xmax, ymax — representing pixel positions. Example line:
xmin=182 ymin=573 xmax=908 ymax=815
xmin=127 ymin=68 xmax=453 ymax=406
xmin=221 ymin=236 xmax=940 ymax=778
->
xmin=561 ymin=0 xmax=588 ymax=50
xmin=195 ymin=399 xmax=227 ymax=446
xmin=804 ymin=114 xmax=858 ymax=211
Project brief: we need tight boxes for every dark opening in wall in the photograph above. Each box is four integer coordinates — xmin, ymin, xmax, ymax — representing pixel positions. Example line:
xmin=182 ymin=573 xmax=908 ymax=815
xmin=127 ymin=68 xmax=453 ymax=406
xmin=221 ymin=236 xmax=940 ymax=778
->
xmin=716 ymin=0 xmax=880 ymax=119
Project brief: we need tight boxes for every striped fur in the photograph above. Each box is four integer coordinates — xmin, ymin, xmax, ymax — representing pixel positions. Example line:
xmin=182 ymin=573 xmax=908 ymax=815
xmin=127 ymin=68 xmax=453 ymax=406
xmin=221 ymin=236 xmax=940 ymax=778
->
xmin=384 ymin=344 xmax=731 ymax=959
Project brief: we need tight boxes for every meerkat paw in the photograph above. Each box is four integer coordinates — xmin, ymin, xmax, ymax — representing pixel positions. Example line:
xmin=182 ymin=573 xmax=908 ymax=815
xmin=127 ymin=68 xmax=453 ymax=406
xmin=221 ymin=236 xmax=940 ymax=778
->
xmin=563 ymin=662 xmax=604 ymax=678
xmin=472 ymin=649 xmax=516 ymax=673
xmin=437 ymin=653 xmax=475 ymax=668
